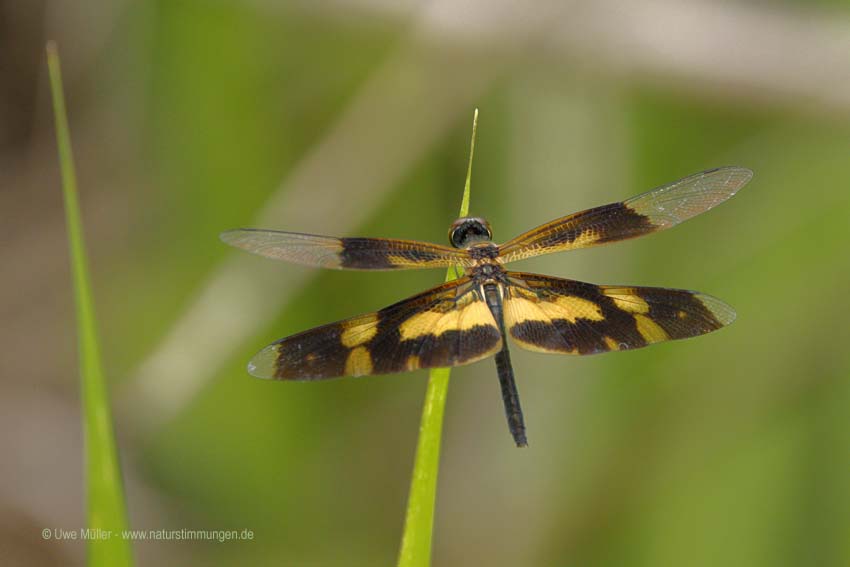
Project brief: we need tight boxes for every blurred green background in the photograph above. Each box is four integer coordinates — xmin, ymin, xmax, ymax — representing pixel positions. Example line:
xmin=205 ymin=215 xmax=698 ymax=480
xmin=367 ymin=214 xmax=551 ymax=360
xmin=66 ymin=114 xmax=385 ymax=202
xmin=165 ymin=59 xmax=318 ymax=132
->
xmin=3 ymin=1 xmax=850 ymax=565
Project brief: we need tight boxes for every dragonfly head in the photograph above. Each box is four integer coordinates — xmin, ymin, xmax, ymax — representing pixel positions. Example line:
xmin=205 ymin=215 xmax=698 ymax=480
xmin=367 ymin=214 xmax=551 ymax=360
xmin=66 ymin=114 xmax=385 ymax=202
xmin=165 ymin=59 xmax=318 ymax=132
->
xmin=449 ymin=217 xmax=493 ymax=248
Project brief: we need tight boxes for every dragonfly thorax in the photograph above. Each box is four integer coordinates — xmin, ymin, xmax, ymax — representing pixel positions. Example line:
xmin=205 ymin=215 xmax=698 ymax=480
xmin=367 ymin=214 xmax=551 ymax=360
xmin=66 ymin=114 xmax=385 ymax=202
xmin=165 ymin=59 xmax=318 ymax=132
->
xmin=449 ymin=216 xmax=492 ymax=248
xmin=470 ymin=262 xmax=505 ymax=280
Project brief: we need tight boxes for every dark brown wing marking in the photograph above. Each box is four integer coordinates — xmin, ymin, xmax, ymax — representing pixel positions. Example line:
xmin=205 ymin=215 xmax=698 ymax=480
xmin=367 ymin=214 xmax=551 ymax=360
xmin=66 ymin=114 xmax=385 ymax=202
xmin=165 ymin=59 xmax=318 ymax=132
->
xmin=502 ymin=272 xmax=735 ymax=355
xmin=248 ymin=277 xmax=502 ymax=379
xmin=221 ymin=229 xmax=474 ymax=270
xmin=498 ymin=167 xmax=752 ymax=263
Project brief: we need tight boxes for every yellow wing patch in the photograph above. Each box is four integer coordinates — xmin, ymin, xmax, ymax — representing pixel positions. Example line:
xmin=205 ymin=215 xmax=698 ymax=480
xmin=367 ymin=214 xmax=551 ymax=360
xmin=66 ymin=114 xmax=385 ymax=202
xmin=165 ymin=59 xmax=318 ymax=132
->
xmin=505 ymin=294 xmax=603 ymax=326
xmin=603 ymin=290 xmax=650 ymax=314
xmin=634 ymin=314 xmax=668 ymax=342
xmin=340 ymin=314 xmax=379 ymax=347
xmin=404 ymin=355 xmax=421 ymax=371
xmin=398 ymin=297 xmax=494 ymax=341
xmin=344 ymin=346 xmax=374 ymax=376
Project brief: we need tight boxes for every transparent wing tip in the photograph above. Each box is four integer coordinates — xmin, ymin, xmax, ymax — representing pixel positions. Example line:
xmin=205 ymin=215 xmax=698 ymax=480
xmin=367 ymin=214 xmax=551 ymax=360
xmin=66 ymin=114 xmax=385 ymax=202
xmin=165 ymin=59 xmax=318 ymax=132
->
xmin=219 ymin=228 xmax=251 ymax=247
xmin=711 ymin=166 xmax=754 ymax=193
xmin=247 ymin=344 xmax=280 ymax=379
xmin=713 ymin=165 xmax=753 ymax=177
xmin=696 ymin=293 xmax=737 ymax=327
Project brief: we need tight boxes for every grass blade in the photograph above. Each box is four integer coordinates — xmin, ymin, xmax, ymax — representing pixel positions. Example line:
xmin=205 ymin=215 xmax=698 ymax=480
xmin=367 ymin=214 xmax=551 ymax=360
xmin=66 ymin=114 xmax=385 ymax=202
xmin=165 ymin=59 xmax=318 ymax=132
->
xmin=47 ymin=42 xmax=134 ymax=567
xmin=397 ymin=109 xmax=478 ymax=567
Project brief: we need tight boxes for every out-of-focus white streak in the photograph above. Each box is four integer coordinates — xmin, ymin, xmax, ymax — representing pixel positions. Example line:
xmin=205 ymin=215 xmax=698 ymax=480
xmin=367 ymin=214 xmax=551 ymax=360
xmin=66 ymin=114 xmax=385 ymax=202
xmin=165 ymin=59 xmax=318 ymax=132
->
xmin=552 ymin=0 xmax=850 ymax=110
xmin=300 ymin=0 xmax=850 ymax=111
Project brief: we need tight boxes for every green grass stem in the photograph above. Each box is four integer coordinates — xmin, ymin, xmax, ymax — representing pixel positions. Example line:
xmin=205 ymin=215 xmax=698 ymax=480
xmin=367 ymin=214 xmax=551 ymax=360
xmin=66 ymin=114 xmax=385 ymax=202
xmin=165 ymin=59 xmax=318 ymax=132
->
xmin=47 ymin=42 xmax=134 ymax=567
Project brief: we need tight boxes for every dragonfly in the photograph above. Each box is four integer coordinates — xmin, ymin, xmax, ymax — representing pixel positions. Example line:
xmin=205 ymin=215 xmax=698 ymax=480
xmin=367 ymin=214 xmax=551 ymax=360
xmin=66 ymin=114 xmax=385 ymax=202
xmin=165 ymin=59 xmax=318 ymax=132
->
xmin=221 ymin=167 xmax=752 ymax=447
